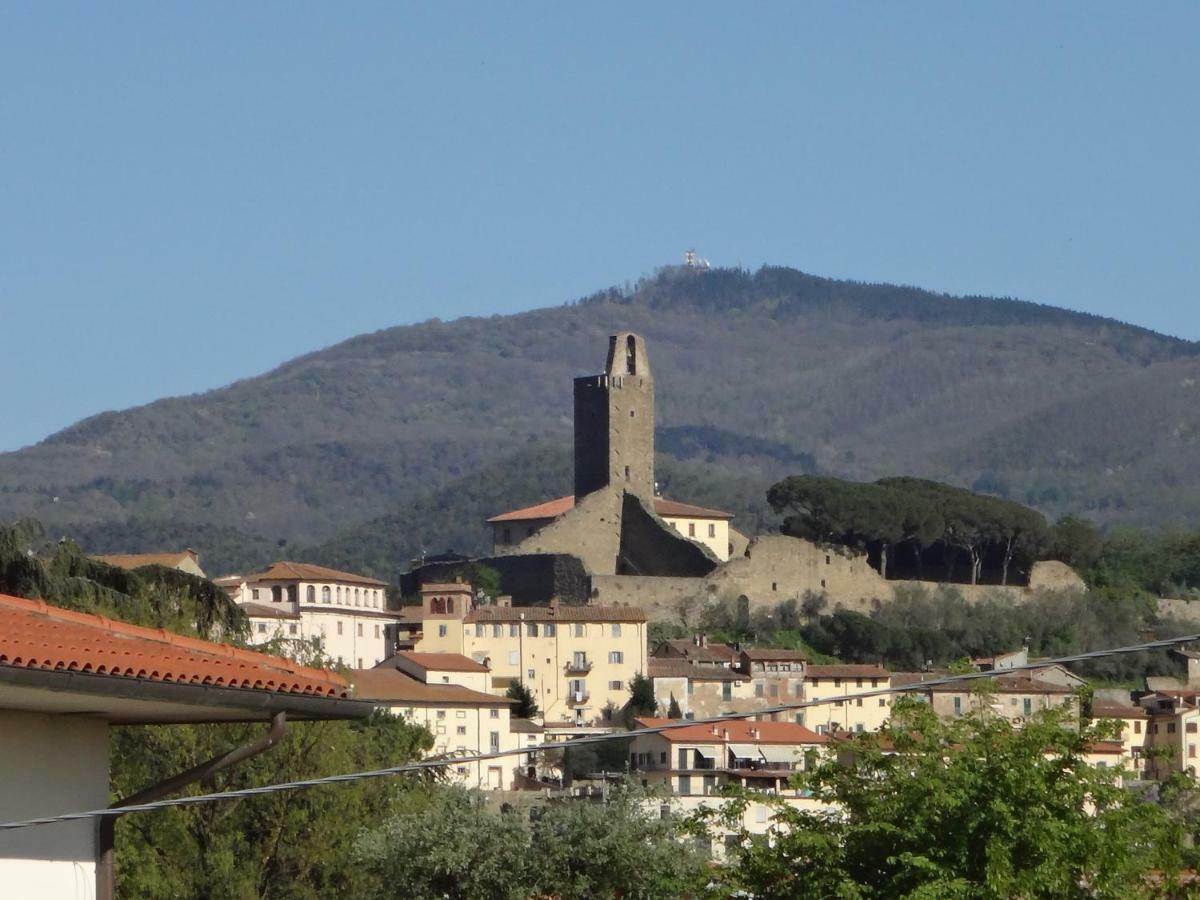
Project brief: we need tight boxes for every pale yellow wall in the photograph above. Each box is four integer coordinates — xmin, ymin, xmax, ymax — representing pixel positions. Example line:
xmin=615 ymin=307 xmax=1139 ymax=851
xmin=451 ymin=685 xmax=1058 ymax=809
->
xmin=1148 ymin=706 xmax=1200 ymax=778
xmin=245 ymin=606 xmax=399 ymax=667
xmin=929 ymin=689 xmax=1075 ymax=723
xmin=386 ymin=701 xmax=515 ymax=790
xmin=804 ymin=676 xmax=893 ymax=734
xmin=650 ymin=676 xmax=757 ymax=719
xmin=660 ymin=517 xmax=730 ymax=561
xmin=1095 ymin=715 xmax=1149 ymax=776
xmin=417 ymin=613 xmax=647 ymax=725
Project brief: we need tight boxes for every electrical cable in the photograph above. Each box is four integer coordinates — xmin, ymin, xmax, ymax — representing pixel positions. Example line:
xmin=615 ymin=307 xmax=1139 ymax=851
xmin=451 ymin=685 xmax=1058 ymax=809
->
xmin=0 ymin=629 xmax=1193 ymax=831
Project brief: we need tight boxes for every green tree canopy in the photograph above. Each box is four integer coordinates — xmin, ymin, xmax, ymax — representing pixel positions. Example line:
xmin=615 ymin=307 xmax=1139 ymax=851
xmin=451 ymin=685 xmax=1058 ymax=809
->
xmin=505 ymin=679 xmax=539 ymax=719
xmin=717 ymin=698 xmax=1187 ymax=899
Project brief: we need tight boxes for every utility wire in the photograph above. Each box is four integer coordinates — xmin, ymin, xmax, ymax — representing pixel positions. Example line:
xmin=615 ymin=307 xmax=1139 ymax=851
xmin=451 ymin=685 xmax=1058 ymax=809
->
xmin=0 ymin=630 xmax=1194 ymax=832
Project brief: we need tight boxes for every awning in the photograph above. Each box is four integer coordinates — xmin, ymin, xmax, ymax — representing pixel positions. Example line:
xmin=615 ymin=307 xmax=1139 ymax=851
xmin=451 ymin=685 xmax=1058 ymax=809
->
xmin=758 ymin=745 xmax=799 ymax=765
xmin=694 ymin=747 xmax=717 ymax=759
xmin=727 ymin=743 xmax=763 ymax=761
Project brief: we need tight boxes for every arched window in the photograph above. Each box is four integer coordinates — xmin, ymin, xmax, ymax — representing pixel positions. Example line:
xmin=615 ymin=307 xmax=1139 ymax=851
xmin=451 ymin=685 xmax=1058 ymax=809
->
xmin=287 ymin=585 xmax=298 ymax=604
xmin=446 ymin=597 xmax=455 ymax=615
xmin=322 ymin=585 xmax=331 ymax=604
xmin=354 ymin=588 xmax=361 ymax=606
xmin=306 ymin=585 xmax=316 ymax=604
xmin=374 ymin=590 xmax=381 ymax=608
xmin=337 ymin=586 xmax=342 ymax=604
xmin=626 ymin=335 xmax=637 ymax=375
xmin=271 ymin=585 xmax=282 ymax=603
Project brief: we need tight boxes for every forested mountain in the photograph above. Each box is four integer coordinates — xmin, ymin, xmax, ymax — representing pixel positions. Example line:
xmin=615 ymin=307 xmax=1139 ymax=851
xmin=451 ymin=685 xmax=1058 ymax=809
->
xmin=3 ymin=264 xmax=1198 ymax=578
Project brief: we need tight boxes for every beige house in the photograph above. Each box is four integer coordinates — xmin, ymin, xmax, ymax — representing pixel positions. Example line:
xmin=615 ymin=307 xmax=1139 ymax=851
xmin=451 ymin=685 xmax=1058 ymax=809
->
xmin=1092 ymin=702 xmax=1150 ymax=779
xmin=925 ymin=674 xmax=1077 ymax=724
xmin=413 ymin=583 xmax=648 ymax=726
xmin=648 ymin=658 xmax=755 ymax=720
xmin=351 ymin=655 xmax=516 ymax=790
xmin=487 ymin=494 xmax=735 ymax=561
xmin=221 ymin=561 xmax=401 ymax=668
xmin=1140 ymin=691 xmax=1200 ymax=779
xmin=92 ymin=549 xmax=206 ymax=578
xmin=803 ymin=664 xmax=893 ymax=734
xmin=653 ymin=635 xmax=737 ymax=668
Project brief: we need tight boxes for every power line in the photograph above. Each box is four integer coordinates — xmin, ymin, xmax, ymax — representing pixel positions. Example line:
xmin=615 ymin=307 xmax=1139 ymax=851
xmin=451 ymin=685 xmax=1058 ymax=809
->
xmin=0 ymin=630 xmax=1194 ymax=832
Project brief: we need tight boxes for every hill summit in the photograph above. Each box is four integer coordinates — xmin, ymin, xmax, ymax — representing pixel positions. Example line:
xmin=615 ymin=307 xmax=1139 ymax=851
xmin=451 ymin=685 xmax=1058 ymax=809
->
xmin=3 ymin=264 xmax=1199 ymax=578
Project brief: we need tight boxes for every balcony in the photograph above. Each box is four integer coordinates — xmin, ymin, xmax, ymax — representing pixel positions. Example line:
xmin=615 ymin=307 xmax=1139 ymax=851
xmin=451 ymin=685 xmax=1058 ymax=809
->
xmin=567 ymin=690 xmax=591 ymax=706
xmin=564 ymin=659 xmax=593 ymax=675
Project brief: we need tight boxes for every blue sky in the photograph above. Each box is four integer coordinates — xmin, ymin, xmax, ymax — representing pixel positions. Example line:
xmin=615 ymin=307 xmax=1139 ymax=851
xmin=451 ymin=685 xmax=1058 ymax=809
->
xmin=1 ymin=3 xmax=1197 ymax=451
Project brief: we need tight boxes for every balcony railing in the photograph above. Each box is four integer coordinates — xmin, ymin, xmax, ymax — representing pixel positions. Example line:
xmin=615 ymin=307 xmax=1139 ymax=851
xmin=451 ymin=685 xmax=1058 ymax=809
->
xmin=568 ymin=691 xmax=591 ymax=706
xmin=564 ymin=659 xmax=593 ymax=675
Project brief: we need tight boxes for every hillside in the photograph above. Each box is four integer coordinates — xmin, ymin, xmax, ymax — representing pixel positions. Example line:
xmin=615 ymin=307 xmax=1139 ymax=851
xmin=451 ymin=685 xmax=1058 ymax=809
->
xmin=3 ymin=264 xmax=1199 ymax=578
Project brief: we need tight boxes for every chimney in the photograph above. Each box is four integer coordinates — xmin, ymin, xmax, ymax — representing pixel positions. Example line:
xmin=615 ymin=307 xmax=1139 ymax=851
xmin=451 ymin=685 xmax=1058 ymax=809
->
xmin=693 ymin=634 xmax=700 ymax=647
xmin=496 ymin=595 xmax=513 ymax=608
xmin=750 ymin=727 xmax=760 ymax=740
xmin=722 ymin=728 xmax=729 ymax=740
xmin=700 ymin=634 xmax=708 ymax=648
xmin=711 ymin=724 xmax=720 ymax=736
xmin=549 ymin=597 xmax=560 ymax=609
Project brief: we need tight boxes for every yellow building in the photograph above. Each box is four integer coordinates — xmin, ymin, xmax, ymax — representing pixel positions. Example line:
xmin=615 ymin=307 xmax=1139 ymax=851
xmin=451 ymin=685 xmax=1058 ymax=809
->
xmin=803 ymin=664 xmax=892 ymax=734
xmin=350 ymin=652 xmax=517 ymax=790
xmin=925 ymin=674 xmax=1077 ymax=725
xmin=1091 ymin=702 xmax=1150 ymax=779
xmin=413 ymin=582 xmax=648 ymax=726
xmin=1142 ymin=691 xmax=1200 ymax=779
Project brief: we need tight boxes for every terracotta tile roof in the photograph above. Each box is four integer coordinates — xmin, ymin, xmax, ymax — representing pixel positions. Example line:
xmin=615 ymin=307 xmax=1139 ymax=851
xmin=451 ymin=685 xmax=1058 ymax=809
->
xmin=388 ymin=651 xmax=489 ymax=673
xmin=0 ymin=593 xmax=348 ymax=697
xmin=653 ymin=639 xmax=731 ymax=664
xmin=244 ymin=561 xmax=387 ymax=587
xmin=1084 ymin=740 xmax=1125 ymax=754
xmin=1092 ymin=703 xmax=1148 ymax=719
xmin=349 ymin=668 xmax=511 ymax=705
xmin=240 ymin=602 xmax=301 ymax=620
xmin=93 ymin=551 xmax=197 ymax=570
xmin=465 ymin=605 xmax=647 ymax=624
xmin=510 ymin=718 xmax=544 ymax=733
xmin=889 ymin=671 xmax=948 ymax=688
xmin=488 ymin=495 xmax=732 ymax=523
xmin=929 ymin=675 xmax=1075 ymax=695
xmin=741 ymin=648 xmax=807 ymax=662
xmin=635 ymin=717 xmax=827 ymax=745
xmin=806 ymin=664 xmax=890 ymax=679
xmin=648 ymin=659 xmax=748 ymax=681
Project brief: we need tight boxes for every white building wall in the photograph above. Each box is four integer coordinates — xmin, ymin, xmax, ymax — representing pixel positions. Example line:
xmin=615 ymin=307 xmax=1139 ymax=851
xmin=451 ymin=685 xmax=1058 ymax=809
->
xmin=0 ymin=711 xmax=110 ymax=900
xmin=386 ymin=703 xmax=516 ymax=789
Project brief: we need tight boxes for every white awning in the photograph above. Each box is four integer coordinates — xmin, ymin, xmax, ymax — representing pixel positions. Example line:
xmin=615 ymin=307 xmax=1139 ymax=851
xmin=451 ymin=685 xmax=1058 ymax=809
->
xmin=693 ymin=747 xmax=717 ymax=759
xmin=727 ymin=744 xmax=763 ymax=761
xmin=758 ymin=745 xmax=799 ymax=765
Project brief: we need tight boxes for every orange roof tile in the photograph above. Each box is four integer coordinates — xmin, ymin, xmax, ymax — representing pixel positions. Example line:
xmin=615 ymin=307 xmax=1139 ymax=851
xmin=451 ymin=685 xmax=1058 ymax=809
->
xmin=349 ymin=669 xmax=512 ymax=705
xmin=0 ymin=593 xmax=349 ymax=697
xmin=93 ymin=551 xmax=197 ymax=570
xmin=635 ymin=717 xmax=827 ymax=745
xmin=389 ymin=652 xmax=489 ymax=673
xmin=488 ymin=495 xmax=732 ymax=523
xmin=244 ymin=561 xmax=387 ymax=587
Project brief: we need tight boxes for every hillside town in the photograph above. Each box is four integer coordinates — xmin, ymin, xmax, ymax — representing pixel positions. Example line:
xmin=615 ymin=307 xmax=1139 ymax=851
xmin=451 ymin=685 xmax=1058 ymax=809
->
xmin=8 ymin=332 xmax=1200 ymax=898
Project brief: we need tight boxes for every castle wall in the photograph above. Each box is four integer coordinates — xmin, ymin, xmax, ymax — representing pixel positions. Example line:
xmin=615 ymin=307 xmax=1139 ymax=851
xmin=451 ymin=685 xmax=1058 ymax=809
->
xmin=506 ymin=488 xmax=623 ymax=575
xmin=618 ymin=494 xmax=718 ymax=577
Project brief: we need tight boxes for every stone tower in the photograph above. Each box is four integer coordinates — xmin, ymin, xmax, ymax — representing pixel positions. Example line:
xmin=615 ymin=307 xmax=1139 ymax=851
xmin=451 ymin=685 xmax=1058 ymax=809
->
xmin=573 ymin=332 xmax=655 ymax=502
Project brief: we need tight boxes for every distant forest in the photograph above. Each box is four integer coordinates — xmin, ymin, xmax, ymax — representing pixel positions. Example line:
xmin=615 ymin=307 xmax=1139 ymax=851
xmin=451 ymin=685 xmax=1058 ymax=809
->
xmin=4 ymin=263 xmax=1200 ymax=576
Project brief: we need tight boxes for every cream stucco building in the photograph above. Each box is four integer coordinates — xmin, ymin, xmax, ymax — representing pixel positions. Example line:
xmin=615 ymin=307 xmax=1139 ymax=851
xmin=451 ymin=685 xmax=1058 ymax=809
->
xmin=351 ymin=652 xmax=518 ymax=790
xmin=412 ymin=582 xmax=648 ymax=726
xmin=219 ymin=561 xmax=401 ymax=668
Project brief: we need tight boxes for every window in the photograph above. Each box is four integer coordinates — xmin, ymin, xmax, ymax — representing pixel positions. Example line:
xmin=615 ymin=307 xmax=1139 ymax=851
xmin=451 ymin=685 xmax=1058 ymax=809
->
xmin=755 ymin=683 xmax=765 ymax=698
xmin=490 ymin=731 xmax=500 ymax=752
xmin=337 ymin=586 xmax=343 ymax=603
xmin=678 ymin=775 xmax=691 ymax=795
xmin=337 ymin=621 xmax=344 ymax=636
xmin=820 ymin=579 xmax=826 ymax=589
xmin=272 ymin=586 xmax=282 ymax=603
xmin=436 ymin=710 xmax=446 ymax=719
xmin=288 ymin=624 xmax=298 ymax=636
xmin=306 ymin=585 xmax=316 ymax=603
xmin=1191 ymin=745 xmax=1197 ymax=759
xmin=475 ymin=624 xmax=484 ymax=637
xmin=251 ymin=588 xmax=260 ymax=600
xmin=688 ymin=522 xmax=696 ymax=537
xmin=833 ymin=678 xmax=842 ymax=688
xmin=322 ymin=585 xmax=331 ymax=604
xmin=611 ymin=624 xmax=622 ymax=638
xmin=855 ymin=698 xmax=863 ymax=707
xmin=856 ymin=678 xmax=863 ymax=688
xmin=610 ymin=680 xmax=623 ymax=690
xmin=687 ymin=681 xmax=694 ymax=696
xmin=374 ymin=625 xmax=380 ymax=638
xmin=490 ymin=708 xmax=500 ymax=719
xmin=871 ymin=678 xmax=879 ymax=688
xmin=624 ymin=465 xmax=631 ymax=481
xmin=527 ymin=623 xmax=538 ymax=638
xmin=508 ymin=651 xmax=519 ymax=665
xmin=1023 ymin=698 xmax=1033 ymax=716
xmin=609 ymin=651 xmax=624 ymax=664
xmin=438 ymin=624 xmax=448 ymax=637
xmin=1135 ymin=721 xmax=1142 ymax=734
xmin=456 ymin=726 xmax=467 ymax=735
xmin=502 ymin=526 xmax=512 ymax=543
xmin=953 ymin=697 xmax=962 ymax=715
xmin=1188 ymin=723 xmax=1198 ymax=734
xmin=287 ymin=585 xmax=298 ymax=603
xmin=722 ymin=682 xmax=732 ymax=701
xmin=544 ymin=623 xmax=556 ymax=637
xmin=256 ymin=623 xmax=267 ymax=634
xmin=509 ymin=624 xmax=519 ymax=637
xmin=357 ymin=657 xmax=362 ymax=668
xmin=357 ymin=623 xmax=363 ymax=637
xmin=527 ymin=669 xmax=536 ymax=680
xmin=574 ymin=623 xmax=585 ymax=637
xmin=879 ymin=698 xmax=887 ymax=707
xmin=1169 ymin=722 xmax=1179 ymax=734
xmin=354 ymin=588 xmax=361 ymax=607
xmin=771 ymin=582 xmax=777 ymax=591
xmin=492 ymin=623 xmax=501 ymax=637
xmin=755 ymin=806 xmax=767 ymax=824
xmin=810 ymin=678 xmax=820 ymax=687
xmin=708 ymin=523 xmax=716 ymax=538
xmin=826 ymin=554 xmax=831 ymax=564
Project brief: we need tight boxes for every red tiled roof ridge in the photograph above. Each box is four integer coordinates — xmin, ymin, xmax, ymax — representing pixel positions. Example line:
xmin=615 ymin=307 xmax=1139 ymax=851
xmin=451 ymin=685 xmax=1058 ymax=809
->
xmin=488 ymin=494 xmax=732 ymax=523
xmin=0 ymin=593 xmax=346 ymax=695
xmin=244 ymin=560 xmax=387 ymax=587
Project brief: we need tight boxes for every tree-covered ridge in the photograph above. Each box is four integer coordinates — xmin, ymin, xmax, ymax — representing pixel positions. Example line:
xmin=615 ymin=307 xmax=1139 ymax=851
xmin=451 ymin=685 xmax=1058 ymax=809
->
xmin=5 ymin=263 xmax=1200 ymax=574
